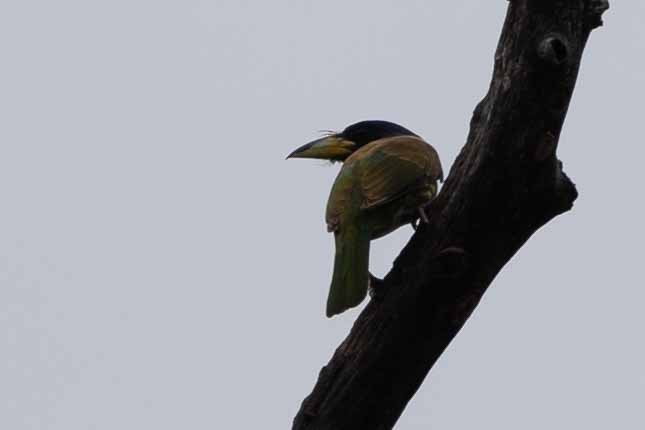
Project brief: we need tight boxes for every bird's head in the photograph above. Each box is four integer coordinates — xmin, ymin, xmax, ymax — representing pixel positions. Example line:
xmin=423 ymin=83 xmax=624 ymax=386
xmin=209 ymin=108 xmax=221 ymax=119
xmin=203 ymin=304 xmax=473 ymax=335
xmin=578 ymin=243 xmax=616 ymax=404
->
xmin=286 ymin=120 xmax=417 ymax=162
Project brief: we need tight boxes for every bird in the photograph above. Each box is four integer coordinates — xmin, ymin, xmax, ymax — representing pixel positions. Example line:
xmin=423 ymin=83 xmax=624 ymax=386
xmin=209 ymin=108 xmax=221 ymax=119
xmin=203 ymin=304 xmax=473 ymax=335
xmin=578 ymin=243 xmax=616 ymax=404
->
xmin=287 ymin=120 xmax=443 ymax=317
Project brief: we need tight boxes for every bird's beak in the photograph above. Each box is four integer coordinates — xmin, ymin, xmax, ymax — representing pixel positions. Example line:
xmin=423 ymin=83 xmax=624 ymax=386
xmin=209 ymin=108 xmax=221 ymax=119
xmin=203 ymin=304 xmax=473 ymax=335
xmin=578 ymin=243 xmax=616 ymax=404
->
xmin=286 ymin=135 xmax=355 ymax=161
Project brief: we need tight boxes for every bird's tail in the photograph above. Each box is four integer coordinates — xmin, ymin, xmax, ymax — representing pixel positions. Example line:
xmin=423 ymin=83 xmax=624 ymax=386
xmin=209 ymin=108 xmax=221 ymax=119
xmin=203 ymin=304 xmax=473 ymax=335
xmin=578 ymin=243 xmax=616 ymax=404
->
xmin=326 ymin=223 xmax=370 ymax=318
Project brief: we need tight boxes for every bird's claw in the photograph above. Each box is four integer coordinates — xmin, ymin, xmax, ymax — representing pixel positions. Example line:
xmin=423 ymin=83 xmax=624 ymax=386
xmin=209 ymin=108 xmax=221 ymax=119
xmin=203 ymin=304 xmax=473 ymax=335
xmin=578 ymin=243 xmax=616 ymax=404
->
xmin=368 ymin=273 xmax=385 ymax=301
xmin=418 ymin=206 xmax=430 ymax=224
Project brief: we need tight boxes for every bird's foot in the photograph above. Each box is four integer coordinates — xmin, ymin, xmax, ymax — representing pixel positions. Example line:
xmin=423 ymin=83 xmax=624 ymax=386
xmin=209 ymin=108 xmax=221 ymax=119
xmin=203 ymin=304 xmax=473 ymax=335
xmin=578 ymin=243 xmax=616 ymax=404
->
xmin=418 ymin=206 xmax=430 ymax=224
xmin=368 ymin=273 xmax=385 ymax=302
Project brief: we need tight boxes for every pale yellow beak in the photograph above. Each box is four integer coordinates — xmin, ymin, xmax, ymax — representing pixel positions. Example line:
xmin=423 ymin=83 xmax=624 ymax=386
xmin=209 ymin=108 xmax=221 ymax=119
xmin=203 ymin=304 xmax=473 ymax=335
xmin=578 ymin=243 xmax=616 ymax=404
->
xmin=286 ymin=136 xmax=356 ymax=161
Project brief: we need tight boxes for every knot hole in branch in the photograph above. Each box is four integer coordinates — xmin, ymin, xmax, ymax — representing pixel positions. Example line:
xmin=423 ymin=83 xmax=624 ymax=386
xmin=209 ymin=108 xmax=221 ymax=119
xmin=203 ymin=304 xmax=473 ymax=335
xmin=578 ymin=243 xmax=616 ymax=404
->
xmin=538 ymin=34 xmax=570 ymax=66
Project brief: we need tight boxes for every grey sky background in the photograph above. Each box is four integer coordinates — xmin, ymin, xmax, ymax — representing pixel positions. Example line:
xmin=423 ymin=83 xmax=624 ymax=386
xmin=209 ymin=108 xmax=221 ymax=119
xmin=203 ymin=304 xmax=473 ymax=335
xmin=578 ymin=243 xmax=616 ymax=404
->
xmin=1 ymin=1 xmax=643 ymax=429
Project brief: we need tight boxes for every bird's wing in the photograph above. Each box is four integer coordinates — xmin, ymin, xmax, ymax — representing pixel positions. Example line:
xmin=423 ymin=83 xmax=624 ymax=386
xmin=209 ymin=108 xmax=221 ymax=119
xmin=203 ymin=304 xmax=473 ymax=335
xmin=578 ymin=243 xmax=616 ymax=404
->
xmin=355 ymin=136 xmax=443 ymax=210
xmin=325 ymin=162 xmax=356 ymax=232
xmin=325 ymin=135 xmax=442 ymax=229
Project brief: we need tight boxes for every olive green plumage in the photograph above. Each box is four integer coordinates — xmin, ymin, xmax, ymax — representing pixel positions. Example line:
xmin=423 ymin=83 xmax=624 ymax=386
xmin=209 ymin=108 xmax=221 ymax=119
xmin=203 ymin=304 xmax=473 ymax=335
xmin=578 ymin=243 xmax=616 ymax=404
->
xmin=288 ymin=121 xmax=443 ymax=317
xmin=324 ymin=136 xmax=442 ymax=316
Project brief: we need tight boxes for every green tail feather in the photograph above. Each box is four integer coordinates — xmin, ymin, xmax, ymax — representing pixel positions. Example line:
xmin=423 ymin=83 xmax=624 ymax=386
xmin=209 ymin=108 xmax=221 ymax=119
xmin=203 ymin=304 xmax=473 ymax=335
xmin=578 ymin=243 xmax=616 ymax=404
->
xmin=326 ymin=223 xmax=370 ymax=318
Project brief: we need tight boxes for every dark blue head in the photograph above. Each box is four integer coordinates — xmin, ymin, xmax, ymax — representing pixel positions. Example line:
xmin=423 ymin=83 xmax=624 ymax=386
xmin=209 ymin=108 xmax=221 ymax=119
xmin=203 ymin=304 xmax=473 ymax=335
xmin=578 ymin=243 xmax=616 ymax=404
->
xmin=287 ymin=120 xmax=418 ymax=161
xmin=339 ymin=120 xmax=417 ymax=148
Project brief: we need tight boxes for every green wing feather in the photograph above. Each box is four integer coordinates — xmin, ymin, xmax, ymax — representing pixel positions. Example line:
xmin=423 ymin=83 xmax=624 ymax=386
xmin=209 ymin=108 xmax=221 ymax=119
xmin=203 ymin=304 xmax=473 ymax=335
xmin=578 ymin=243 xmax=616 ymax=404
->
xmin=357 ymin=136 xmax=443 ymax=210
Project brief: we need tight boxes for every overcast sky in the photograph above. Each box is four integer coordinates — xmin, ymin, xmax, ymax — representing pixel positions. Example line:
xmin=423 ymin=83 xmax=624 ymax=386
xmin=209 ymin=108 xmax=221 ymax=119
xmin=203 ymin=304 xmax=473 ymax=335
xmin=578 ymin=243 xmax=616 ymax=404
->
xmin=1 ymin=1 xmax=643 ymax=429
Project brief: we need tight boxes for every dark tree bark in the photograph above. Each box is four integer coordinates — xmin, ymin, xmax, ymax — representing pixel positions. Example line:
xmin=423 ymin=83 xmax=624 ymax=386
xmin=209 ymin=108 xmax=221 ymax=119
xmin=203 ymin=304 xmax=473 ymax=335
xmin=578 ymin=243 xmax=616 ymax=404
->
xmin=292 ymin=1 xmax=609 ymax=429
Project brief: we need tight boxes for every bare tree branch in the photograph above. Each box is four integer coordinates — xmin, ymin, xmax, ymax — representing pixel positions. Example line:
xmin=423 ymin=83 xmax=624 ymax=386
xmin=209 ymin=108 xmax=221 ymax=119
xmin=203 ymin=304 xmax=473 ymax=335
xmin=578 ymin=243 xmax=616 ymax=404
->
xmin=292 ymin=1 xmax=609 ymax=429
